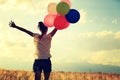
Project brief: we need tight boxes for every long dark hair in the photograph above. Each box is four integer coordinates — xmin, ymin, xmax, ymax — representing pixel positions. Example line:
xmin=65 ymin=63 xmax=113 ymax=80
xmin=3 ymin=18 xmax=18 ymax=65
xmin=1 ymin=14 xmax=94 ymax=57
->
xmin=38 ymin=22 xmax=48 ymax=31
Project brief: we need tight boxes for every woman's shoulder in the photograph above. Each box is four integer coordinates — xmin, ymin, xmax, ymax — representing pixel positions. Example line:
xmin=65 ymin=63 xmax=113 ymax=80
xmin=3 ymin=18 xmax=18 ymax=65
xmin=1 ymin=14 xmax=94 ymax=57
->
xmin=33 ymin=33 xmax=40 ymax=38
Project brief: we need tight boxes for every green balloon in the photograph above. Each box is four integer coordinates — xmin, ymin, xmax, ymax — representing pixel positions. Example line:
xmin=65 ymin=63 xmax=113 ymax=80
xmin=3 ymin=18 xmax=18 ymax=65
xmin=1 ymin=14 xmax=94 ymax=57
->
xmin=57 ymin=2 xmax=70 ymax=15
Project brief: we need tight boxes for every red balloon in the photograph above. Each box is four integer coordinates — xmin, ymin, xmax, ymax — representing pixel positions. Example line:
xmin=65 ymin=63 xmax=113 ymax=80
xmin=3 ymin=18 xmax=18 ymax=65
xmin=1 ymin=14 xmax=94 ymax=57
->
xmin=54 ymin=15 xmax=70 ymax=30
xmin=44 ymin=14 xmax=57 ymax=27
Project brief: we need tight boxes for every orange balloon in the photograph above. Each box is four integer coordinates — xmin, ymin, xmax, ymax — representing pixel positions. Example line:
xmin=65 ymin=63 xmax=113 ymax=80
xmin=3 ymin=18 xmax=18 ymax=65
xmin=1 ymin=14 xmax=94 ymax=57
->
xmin=47 ymin=3 xmax=57 ymax=14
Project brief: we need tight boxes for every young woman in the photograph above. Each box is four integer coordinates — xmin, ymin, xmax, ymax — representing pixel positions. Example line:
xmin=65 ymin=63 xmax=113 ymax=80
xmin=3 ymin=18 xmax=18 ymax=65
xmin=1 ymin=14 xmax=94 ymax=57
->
xmin=9 ymin=21 xmax=57 ymax=80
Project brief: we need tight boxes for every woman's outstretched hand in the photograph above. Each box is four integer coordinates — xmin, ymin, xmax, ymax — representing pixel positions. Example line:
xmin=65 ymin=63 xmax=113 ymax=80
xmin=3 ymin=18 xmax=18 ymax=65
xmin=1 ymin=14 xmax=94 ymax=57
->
xmin=9 ymin=21 xmax=17 ymax=28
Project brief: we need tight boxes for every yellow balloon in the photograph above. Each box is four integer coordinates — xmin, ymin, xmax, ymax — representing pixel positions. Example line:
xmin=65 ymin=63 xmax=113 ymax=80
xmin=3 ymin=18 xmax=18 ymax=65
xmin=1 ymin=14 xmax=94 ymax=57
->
xmin=47 ymin=3 xmax=57 ymax=14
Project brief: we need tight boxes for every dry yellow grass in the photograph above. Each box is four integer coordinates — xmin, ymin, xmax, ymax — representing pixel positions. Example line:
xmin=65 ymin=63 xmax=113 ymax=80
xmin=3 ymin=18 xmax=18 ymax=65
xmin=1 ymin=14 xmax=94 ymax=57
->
xmin=0 ymin=69 xmax=120 ymax=80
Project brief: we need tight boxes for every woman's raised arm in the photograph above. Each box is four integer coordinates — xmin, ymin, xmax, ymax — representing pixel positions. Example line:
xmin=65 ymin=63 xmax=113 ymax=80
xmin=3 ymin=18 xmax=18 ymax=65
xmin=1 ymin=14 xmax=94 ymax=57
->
xmin=9 ymin=21 xmax=34 ymax=37
xmin=49 ymin=28 xmax=57 ymax=37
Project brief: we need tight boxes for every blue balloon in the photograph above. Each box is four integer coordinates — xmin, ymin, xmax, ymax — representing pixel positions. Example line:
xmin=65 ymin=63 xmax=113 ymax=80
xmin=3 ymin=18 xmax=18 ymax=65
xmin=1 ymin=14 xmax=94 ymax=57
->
xmin=65 ymin=9 xmax=80 ymax=23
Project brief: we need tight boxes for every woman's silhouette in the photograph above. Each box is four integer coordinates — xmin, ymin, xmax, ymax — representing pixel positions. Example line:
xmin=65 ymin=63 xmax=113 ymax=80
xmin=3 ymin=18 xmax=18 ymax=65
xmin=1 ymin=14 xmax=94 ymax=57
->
xmin=9 ymin=21 xmax=57 ymax=80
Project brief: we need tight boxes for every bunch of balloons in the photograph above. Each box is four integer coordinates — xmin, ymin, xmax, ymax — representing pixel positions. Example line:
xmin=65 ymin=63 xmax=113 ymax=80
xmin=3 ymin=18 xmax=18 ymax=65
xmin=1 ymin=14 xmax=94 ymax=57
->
xmin=44 ymin=0 xmax=80 ymax=30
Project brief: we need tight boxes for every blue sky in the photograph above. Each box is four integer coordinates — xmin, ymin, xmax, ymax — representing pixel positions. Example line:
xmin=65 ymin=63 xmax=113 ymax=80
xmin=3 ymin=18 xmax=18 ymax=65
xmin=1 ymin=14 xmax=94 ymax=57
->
xmin=0 ymin=0 xmax=120 ymax=73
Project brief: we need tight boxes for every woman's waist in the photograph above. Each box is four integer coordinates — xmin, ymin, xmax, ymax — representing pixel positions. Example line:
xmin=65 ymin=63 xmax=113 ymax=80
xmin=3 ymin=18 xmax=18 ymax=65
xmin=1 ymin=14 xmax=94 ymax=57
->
xmin=36 ymin=48 xmax=50 ymax=53
xmin=34 ymin=52 xmax=51 ymax=59
xmin=35 ymin=57 xmax=51 ymax=61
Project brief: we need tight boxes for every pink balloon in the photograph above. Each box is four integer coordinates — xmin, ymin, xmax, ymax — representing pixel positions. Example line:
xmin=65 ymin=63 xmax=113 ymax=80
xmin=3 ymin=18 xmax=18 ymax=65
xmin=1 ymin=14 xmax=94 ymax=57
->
xmin=61 ymin=0 xmax=72 ymax=7
xmin=44 ymin=14 xmax=57 ymax=27
xmin=54 ymin=15 xmax=70 ymax=30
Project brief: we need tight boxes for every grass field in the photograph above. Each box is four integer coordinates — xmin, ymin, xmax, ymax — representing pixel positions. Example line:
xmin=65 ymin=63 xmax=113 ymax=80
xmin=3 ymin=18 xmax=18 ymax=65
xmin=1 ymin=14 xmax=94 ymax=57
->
xmin=0 ymin=69 xmax=120 ymax=80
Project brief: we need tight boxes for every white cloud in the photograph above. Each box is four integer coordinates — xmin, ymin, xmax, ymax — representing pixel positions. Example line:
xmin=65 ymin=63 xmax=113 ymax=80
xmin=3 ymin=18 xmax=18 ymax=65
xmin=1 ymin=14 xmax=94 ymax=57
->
xmin=78 ymin=31 xmax=114 ymax=39
xmin=0 ymin=0 xmax=8 ymax=4
xmin=0 ymin=0 xmax=59 ymax=14
xmin=0 ymin=32 xmax=34 ymax=62
xmin=79 ymin=9 xmax=87 ymax=24
xmin=0 ymin=22 xmax=34 ymax=61
xmin=112 ymin=19 xmax=118 ymax=25
xmin=87 ymin=49 xmax=120 ymax=66
xmin=114 ymin=32 xmax=120 ymax=39
xmin=89 ymin=19 xmax=94 ymax=23
xmin=0 ymin=0 xmax=16 ymax=10
xmin=79 ymin=32 xmax=95 ymax=38
xmin=77 ymin=31 xmax=120 ymax=52
xmin=96 ymin=31 xmax=113 ymax=39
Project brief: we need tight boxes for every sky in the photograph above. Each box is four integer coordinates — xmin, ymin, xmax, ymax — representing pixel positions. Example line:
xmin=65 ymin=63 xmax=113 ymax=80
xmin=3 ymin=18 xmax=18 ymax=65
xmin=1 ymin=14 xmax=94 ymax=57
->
xmin=0 ymin=0 xmax=120 ymax=73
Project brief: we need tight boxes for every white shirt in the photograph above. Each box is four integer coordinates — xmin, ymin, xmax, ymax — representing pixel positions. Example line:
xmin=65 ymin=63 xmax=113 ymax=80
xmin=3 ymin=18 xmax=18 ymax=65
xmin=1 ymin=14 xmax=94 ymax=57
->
xmin=33 ymin=33 xmax=52 ymax=59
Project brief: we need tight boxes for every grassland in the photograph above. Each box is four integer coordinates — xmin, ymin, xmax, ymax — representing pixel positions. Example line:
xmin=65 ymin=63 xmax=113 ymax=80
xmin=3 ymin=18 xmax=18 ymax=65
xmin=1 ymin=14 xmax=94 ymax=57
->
xmin=0 ymin=69 xmax=120 ymax=80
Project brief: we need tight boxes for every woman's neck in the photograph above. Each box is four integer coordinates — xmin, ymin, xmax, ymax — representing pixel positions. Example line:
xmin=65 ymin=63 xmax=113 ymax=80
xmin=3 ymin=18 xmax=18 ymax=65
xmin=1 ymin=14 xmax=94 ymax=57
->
xmin=41 ymin=32 xmax=46 ymax=36
xmin=39 ymin=33 xmax=46 ymax=39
